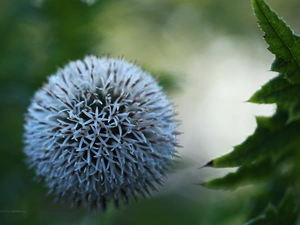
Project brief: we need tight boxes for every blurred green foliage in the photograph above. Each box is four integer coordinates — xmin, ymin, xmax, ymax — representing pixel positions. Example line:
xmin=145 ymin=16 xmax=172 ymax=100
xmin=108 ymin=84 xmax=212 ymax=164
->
xmin=2 ymin=0 xmax=300 ymax=224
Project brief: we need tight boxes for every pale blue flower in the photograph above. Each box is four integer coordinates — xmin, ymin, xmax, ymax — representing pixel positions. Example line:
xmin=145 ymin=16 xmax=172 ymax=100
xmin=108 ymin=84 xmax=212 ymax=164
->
xmin=23 ymin=56 xmax=179 ymax=210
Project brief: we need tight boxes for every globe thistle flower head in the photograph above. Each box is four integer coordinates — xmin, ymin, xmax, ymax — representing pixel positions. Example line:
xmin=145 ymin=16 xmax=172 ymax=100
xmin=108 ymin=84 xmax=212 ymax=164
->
xmin=23 ymin=56 xmax=179 ymax=211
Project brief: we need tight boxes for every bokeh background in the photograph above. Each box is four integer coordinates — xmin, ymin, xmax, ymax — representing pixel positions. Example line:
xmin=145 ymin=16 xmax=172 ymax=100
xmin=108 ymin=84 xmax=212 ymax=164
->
xmin=1 ymin=0 xmax=300 ymax=224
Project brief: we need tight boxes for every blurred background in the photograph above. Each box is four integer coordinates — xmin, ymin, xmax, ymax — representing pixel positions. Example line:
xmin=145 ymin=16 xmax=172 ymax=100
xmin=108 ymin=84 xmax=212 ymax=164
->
xmin=1 ymin=0 xmax=300 ymax=224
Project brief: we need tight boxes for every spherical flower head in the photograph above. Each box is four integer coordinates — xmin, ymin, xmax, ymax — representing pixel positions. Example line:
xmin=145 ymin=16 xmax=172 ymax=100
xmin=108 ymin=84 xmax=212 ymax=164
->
xmin=23 ymin=56 xmax=179 ymax=211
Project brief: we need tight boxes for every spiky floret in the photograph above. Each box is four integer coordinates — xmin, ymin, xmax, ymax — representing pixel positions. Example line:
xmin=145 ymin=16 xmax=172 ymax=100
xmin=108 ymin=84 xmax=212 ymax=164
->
xmin=23 ymin=56 xmax=179 ymax=211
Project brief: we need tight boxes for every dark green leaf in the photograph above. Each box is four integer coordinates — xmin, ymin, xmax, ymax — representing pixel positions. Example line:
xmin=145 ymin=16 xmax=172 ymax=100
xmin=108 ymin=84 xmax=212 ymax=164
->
xmin=252 ymin=0 xmax=300 ymax=83
xmin=276 ymin=189 xmax=299 ymax=223
xmin=288 ymin=102 xmax=300 ymax=123
xmin=245 ymin=189 xmax=298 ymax=225
xmin=203 ymin=0 xmax=300 ymax=224
xmin=249 ymin=76 xmax=300 ymax=108
xmin=205 ymin=111 xmax=300 ymax=168
xmin=202 ymin=158 xmax=273 ymax=191
xmin=244 ymin=204 xmax=277 ymax=225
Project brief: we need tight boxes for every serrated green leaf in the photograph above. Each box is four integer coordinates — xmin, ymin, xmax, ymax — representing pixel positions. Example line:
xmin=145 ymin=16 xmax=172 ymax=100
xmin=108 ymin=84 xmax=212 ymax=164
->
xmin=207 ymin=111 xmax=300 ymax=168
xmin=202 ymin=158 xmax=273 ymax=191
xmin=213 ymin=121 xmax=300 ymax=168
xmin=252 ymin=0 xmax=300 ymax=83
xmin=203 ymin=1 xmax=300 ymax=223
xmin=249 ymin=76 xmax=300 ymax=108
